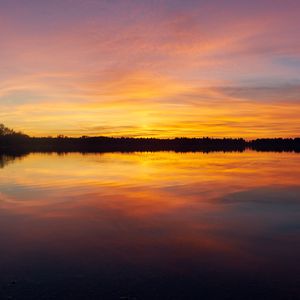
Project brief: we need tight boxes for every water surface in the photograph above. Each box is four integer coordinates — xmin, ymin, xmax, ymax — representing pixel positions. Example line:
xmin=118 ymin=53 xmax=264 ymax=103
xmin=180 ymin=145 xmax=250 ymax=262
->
xmin=0 ymin=151 xmax=300 ymax=299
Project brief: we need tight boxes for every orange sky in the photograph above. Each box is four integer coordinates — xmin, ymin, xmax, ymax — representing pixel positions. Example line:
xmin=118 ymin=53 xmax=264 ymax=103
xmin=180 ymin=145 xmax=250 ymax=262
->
xmin=0 ymin=0 xmax=300 ymax=138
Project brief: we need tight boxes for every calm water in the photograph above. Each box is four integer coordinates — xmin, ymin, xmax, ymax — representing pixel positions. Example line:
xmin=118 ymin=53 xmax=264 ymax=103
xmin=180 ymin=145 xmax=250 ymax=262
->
xmin=0 ymin=151 xmax=300 ymax=299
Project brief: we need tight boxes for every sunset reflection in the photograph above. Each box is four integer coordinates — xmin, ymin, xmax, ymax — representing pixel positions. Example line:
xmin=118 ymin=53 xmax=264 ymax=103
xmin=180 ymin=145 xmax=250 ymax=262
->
xmin=0 ymin=152 xmax=300 ymax=298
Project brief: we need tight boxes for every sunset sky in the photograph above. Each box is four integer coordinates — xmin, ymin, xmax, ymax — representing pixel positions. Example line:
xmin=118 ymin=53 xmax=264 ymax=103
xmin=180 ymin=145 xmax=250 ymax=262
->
xmin=1 ymin=0 xmax=300 ymax=138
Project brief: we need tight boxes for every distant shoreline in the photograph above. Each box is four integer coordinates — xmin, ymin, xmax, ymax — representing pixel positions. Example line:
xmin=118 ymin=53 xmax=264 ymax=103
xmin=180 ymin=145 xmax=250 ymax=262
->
xmin=1 ymin=136 xmax=300 ymax=153
xmin=1 ymin=137 xmax=300 ymax=169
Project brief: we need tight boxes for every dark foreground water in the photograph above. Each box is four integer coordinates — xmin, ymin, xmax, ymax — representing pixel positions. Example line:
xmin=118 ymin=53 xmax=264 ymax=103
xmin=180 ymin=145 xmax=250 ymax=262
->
xmin=0 ymin=151 xmax=299 ymax=299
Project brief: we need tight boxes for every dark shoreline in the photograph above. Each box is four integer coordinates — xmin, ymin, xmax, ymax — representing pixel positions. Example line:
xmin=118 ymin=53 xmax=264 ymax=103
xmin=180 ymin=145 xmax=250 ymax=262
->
xmin=1 ymin=136 xmax=300 ymax=154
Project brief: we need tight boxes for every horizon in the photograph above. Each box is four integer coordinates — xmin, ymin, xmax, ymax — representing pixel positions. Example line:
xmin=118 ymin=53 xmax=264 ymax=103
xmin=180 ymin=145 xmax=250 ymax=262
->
xmin=1 ymin=123 xmax=300 ymax=155
xmin=1 ymin=0 xmax=300 ymax=138
xmin=1 ymin=123 xmax=300 ymax=141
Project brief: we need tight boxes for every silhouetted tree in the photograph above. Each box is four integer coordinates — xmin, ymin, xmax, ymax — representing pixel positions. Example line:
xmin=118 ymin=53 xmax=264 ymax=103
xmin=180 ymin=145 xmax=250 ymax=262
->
xmin=0 ymin=123 xmax=15 ymax=136
xmin=0 ymin=124 xmax=299 ymax=153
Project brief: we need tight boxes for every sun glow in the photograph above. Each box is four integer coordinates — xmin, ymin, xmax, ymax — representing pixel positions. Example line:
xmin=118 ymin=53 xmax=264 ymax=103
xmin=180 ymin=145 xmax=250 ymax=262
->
xmin=0 ymin=1 xmax=299 ymax=137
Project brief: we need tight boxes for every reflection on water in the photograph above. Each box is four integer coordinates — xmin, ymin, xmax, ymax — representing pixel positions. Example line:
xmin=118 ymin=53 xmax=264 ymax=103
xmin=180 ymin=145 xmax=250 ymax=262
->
xmin=0 ymin=151 xmax=300 ymax=299
xmin=0 ymin=154 xmax=26 ymax=169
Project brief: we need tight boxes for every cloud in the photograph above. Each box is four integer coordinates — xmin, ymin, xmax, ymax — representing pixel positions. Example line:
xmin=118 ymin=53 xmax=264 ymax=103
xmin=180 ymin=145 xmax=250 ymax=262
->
xmin=0 ymin=0 xmax=300 ymax=137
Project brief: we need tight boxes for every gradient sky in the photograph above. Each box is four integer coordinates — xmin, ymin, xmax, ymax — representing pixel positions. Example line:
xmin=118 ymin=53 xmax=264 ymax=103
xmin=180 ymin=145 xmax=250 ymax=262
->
xmin=1 ymin=0 xmax=300 ymax=138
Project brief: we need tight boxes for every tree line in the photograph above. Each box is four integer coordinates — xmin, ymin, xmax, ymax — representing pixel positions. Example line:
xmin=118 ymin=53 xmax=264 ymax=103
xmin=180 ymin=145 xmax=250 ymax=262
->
xmin=0 ymin=123 xmax=299 ymax=153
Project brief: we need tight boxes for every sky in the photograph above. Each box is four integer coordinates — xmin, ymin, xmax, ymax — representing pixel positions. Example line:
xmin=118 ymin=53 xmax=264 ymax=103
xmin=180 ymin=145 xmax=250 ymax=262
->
xmin=0 ymin=0 xmax=300 ymax=138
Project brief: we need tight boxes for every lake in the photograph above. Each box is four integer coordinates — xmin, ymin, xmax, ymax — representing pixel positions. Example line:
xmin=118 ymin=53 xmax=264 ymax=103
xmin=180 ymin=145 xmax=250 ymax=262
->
xmin=0 ymin=151 xmax=300 ymax=299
